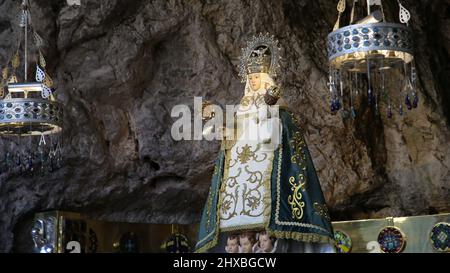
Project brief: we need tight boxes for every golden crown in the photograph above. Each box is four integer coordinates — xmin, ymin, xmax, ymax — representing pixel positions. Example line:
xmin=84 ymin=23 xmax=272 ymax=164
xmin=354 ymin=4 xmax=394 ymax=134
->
xmin=246 ymin=46 xmax=271 ymax=74
xmin=239 ymin=33 xmax=281 ymax=83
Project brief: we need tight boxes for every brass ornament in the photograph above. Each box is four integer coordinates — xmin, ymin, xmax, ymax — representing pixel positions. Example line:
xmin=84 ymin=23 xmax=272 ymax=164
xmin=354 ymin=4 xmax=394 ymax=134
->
xmin=12 ymin=51 xmax=20 ymax=69
xmin=33 ymin=31 xmax=45 ymax=48
xmin=8 ymin=75 xmax=18 ymax=83
xmin=43 ymin=73 xmax=53 ymax=87
xmin=39 ymin=50 xmax=46 ymax=68
xmin=333 ymin=0 xmax=346 ymax=31
xmin=2 ymin=67 xmax=8 ymax=81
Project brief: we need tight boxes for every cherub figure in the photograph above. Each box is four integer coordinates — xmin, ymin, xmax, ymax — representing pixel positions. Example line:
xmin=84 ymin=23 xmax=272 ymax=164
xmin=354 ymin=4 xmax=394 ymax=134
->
xmin=255 ymin=231 xmax=278 ymax=253
xmin=239 ymin=232 xmax=257 ymax=253
xmin=225 ymin=234 xmax=240 ymax=253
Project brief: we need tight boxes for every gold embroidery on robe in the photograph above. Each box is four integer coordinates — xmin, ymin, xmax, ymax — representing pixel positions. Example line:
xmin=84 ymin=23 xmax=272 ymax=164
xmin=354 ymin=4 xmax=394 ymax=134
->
xmin=220 ymin=168 xmax=242 ymax=220
xmin=288 ymin=176 xmax=305 ymax=221
xmin=241 ymin=165 xmax=264 ymax=217
xmin=237 ymin=144 xmax=254 ymax=164
xmin=290 ymin=131 xmax=307 ymax=171
xmin=313 ymin=203 xmax=331 ymax=221
xmin=236 ymin=144 xmax=268 ymax=164
xmin=206 ymin=186 xmax=213 ymax=230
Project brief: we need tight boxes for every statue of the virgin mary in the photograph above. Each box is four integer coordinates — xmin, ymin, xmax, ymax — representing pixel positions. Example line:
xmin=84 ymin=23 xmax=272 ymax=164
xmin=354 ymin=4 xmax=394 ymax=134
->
xmin=196 ymin=33 xmax=335 ymax=253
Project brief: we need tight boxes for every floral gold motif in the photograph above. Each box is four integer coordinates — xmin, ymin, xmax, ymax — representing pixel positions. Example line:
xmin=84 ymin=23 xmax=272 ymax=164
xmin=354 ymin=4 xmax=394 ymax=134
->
xmin=220 ymin=186 xmax=239 ymax=220
xmin=237 ymin=144 xmax=254 ymax=164
xmin=228 ymin=158 xmax=237 ymax=168
xmin=289 ymin=112 xmax=302 ymax=130
xmin=290 ymin=131 xmax=307 ymax=170
xmin=288 ymin=176 xmax=305 ymax=221
xmin=241 ymin=166 xmax=264 ymax=217
xmin=236 ymin=144 xmax=267 ymax=164
xmin=219 ymin=167 xmax=242 ymax=220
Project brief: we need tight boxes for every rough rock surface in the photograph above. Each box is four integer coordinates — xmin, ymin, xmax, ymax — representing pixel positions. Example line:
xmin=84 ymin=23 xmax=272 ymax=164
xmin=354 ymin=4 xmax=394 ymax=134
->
xmin=0 ymin=0 xmax=448 ymax=252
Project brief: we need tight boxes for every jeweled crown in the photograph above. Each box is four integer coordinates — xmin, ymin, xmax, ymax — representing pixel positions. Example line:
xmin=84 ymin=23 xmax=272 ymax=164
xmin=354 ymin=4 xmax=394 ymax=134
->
xmin=246 ymin=46 xmax=271 ymax=74
xmin=239 ymin=33 xmax=281 ymax=82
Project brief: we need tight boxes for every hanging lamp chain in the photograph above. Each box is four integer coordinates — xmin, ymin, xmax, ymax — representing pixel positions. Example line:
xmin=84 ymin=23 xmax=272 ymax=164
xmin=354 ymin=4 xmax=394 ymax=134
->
xmin=20 ymin=0 xmax=30 ymax=81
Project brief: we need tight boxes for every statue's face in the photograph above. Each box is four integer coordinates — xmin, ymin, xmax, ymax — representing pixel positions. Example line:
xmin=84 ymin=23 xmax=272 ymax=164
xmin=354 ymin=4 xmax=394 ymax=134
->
xmin=240 ymin=237 xmax=253 ymax=253
xmin=259 ymin=234 xmax=273 ymax=252
xmin=248 ymin=73 xmax=261 ymax=91
xmin=226 ymin=238 xmax=239 ymax=253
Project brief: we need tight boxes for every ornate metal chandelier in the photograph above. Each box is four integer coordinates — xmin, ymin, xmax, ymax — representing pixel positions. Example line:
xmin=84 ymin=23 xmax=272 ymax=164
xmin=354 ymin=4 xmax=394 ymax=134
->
xmin=327 ymin=0 xmax=418 ymax=119
xmin=0 ymin=0 xmax=63 ymax=174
